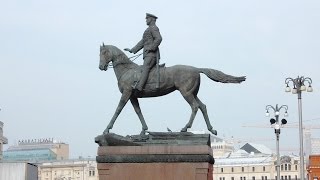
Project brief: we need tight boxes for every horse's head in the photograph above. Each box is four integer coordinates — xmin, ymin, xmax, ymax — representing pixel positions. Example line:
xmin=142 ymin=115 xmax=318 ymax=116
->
xmin=99 ymin=44 xmax=134 ymax=71
xmin=99 ymin=44 xmax=112 ymax=71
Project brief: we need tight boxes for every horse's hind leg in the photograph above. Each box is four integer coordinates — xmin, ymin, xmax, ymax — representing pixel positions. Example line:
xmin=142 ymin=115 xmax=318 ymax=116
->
xmin=180 ymin=93 xmax=199 ymax=132
xmin=130 ymin=97 xmax=148 ymax=135
xmin=195 ymin=96 xmax=217 ymax=135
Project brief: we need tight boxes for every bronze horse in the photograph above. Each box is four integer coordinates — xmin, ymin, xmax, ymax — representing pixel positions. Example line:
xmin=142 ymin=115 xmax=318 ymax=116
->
xmin=99 ymin=44 xmax=246 ymax=135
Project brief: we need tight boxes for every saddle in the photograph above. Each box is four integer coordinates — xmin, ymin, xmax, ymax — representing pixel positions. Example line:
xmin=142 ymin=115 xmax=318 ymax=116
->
xmin=132 ymin=63 xmax=166 ymax=86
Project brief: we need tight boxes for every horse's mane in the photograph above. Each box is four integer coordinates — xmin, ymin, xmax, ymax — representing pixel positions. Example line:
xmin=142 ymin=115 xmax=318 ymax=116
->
xmin=106 ymin=45 xmax=138 ymax=69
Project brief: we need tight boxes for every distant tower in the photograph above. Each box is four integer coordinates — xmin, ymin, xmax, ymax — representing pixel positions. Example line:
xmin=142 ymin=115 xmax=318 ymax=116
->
xmin=304 ymin=129 xmax=311 ymax=165
xmin=0 ymin=121 xmax=8 ymax=160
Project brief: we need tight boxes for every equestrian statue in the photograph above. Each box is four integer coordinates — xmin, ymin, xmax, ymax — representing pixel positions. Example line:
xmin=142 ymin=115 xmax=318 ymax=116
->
xmin=98 ymin=13 xmax=246 ymax=135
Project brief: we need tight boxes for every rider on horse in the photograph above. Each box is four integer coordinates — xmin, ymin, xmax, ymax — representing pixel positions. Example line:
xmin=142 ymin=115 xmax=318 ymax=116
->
xmin=125 ymin=13 xmax=162 ymax=92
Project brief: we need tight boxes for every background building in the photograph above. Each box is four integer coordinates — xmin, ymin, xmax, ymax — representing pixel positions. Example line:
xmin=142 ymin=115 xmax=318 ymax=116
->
xmin=0 ymin=162 xmax=38 ymax=180
xmin=3 ymin=138 xmax=69 ymax=162
xmin=0 ymin=121 xmax=8 ymax=160
xmin=213 ymin=142 xmax=302 ymax=180
xmin=308 ymin=155 xmax=320 ymax=180
xmin=211 ymin=136 xmax=234 ymax=157
xmin=38 ymin=158 xmax=98 ymax=180
xmin=311 ymin=139 xmax=320 ymax=155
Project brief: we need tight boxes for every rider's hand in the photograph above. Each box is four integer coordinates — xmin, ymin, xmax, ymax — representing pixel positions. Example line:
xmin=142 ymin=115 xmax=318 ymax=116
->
xmin=124 ymin=48 xmax=132 ymax=53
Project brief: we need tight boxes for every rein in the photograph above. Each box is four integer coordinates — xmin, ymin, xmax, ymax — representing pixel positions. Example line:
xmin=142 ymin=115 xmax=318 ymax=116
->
xmin=108 ymin=53 xmax=142 ymax=68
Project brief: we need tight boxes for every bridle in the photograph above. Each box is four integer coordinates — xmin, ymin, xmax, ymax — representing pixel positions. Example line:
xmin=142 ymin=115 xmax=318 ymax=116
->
xmin=103 ymin=51 xmax=142 ymax=68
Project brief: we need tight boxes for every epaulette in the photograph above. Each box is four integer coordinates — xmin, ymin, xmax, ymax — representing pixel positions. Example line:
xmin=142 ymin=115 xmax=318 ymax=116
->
xmin=149 ymin=25 xmax=159 ymax=31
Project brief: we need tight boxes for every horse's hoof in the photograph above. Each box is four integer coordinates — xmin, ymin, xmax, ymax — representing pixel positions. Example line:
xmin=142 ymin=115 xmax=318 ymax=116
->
xmin=181 ymin=128 xmax=187 ymax=132
xmin=142 ymin=126 xmax=148 ymax=131
xmin=140 ymin=130 xmax=146 ymax=136
xmin=209 ymin=129 xmax=217 ymax=135
xmin=103 ymin=129 xmax=110 ymax=134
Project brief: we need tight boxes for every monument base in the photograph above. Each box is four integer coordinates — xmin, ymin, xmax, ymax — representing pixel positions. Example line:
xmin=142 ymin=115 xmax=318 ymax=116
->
xmin=98 ymin=162 xmax=212 ymax=180
xmin=95 ymin=132 xmax=214 ymax=180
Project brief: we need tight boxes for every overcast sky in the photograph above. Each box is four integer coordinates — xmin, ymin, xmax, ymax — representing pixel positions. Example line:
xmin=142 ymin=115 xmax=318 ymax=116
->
xmin=1 ymin=0 xmax=320 ymax=158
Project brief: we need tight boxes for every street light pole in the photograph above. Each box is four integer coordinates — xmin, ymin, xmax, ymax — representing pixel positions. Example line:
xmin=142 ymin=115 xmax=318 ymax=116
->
xmin=266 ymin=104 xmax=288 ymax=180
xmin=285 ymin=76 xmax=313 ymax=180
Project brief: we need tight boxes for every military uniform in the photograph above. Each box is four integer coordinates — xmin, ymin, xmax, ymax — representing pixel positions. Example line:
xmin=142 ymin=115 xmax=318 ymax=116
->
xmin=131 ymin=13 xmax=162 ymax=91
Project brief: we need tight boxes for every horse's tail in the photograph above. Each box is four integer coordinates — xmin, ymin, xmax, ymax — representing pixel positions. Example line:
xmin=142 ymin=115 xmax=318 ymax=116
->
xmin=198 ymin=68 xmax=246 ymax=83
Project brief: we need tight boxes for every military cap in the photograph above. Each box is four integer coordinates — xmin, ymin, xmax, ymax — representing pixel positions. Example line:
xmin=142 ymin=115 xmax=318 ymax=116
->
xmin=146 ymin=13 xmax=158 ymax=19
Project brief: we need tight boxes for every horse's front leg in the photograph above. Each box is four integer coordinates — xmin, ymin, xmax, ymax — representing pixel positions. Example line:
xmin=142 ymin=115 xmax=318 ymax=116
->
xmin=103 ymin=90 xmax=131 ymax=134
xmin=130 ymin=97 xmax=148 ymax=135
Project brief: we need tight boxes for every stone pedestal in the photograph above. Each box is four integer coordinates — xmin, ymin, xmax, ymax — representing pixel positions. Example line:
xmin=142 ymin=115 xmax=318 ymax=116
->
xmin=95 ymin=132 xmax=214 ymax=180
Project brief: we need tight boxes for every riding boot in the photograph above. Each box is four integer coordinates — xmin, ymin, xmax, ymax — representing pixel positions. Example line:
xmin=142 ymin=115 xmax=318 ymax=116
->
xmin=136 ymin=68 xmax=149 ymax=91
xmin=136 ymin=56 xmax=156 ymax=91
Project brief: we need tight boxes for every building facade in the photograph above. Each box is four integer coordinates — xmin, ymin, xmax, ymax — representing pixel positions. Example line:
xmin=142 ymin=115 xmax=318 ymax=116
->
xmin=0 ymin=121 xmax=8 ymax=160
xmin=214 ymin=155 xmax=301 ymax=180
xmin=38 ymin=159 xmax=98 ymax=180
xmin=0 ymin=162 xmax=38 ymax=180
xmin=311 ymin=139 xmax=320 ymax=155
xmin=308 ymin=155 xmax=320 ymax=180
xmin=211 ymin=136 xmax=234 ymax=157
xmin=212 ymin=142 xmax=302 ymax=180
xmin=3 ymin=138 xmax=69 ymax=162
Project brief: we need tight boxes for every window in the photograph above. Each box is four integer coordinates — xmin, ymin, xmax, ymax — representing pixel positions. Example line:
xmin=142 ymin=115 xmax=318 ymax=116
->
xmin=265 ymin=176 xmax=267 ymax=180
xmin=288 ymin=164 xmax=291 ymax=171
xmin=281 ymin=165 xmax=284 ymax=171
xmin=285 ymin=176 xmax=287 ymax=180
xmin=231 ymin=177 xmax=234 ymax=180
xmin=281 ymin=176 xmax=284 ymax=180
xmin=221 ymin=168 xmax=224 ymax=173
xmin=240 ymin=177 xmax=243 ymax=180
xmin=295 ymin=165 xmax=298 ymax=171
xmin=92 ymin=171 xmax=95 ymax=176
xmin=262 ymin=176 xmax=265 ymax=180
xmin=285 ymin=164 xmax=288 ymax=171
xmin=242 ymin=167 xmax=244 ymax=172
xmin=252 ymin=176 xmax=255 ymax=180
xmin=295 ymin=175 xmax=297 ymax=180
xmin=252 ymin=167 xmax=255 ymax=172
xmin=289 ymin=175 xmax=291 ymax=180
xmin=263 ymin=166 xmax=266 ymax=172
xmin=231 ymin=167 xmax=234 ymax=172
xmin=244 ymin=177 xmax=246 ymax=180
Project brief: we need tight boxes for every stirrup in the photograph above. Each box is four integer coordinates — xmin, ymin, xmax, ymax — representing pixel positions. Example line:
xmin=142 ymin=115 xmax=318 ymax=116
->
xmin=132 ymin=81 xmax=138 ymax=89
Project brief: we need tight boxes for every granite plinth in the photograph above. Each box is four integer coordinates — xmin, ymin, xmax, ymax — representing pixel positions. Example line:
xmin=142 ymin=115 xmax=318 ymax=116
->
xmin=95 ymin=132 xmax=214 ymax=180
xmin=98 ymin=162 xmax=213 ymax=180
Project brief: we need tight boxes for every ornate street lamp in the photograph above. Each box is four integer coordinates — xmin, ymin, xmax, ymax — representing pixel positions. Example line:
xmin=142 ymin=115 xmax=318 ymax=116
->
xmin=285 ymin=76 xmax=313 ymax=180
xmin=266 ymin=104 xmax=288 ymax=180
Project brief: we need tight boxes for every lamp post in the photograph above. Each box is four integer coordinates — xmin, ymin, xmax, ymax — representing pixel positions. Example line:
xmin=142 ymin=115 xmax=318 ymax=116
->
xmin=266 ymin=104 xmax=288 ymax=180
xmin=285 ymin=76 xmax=313 ymax=180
